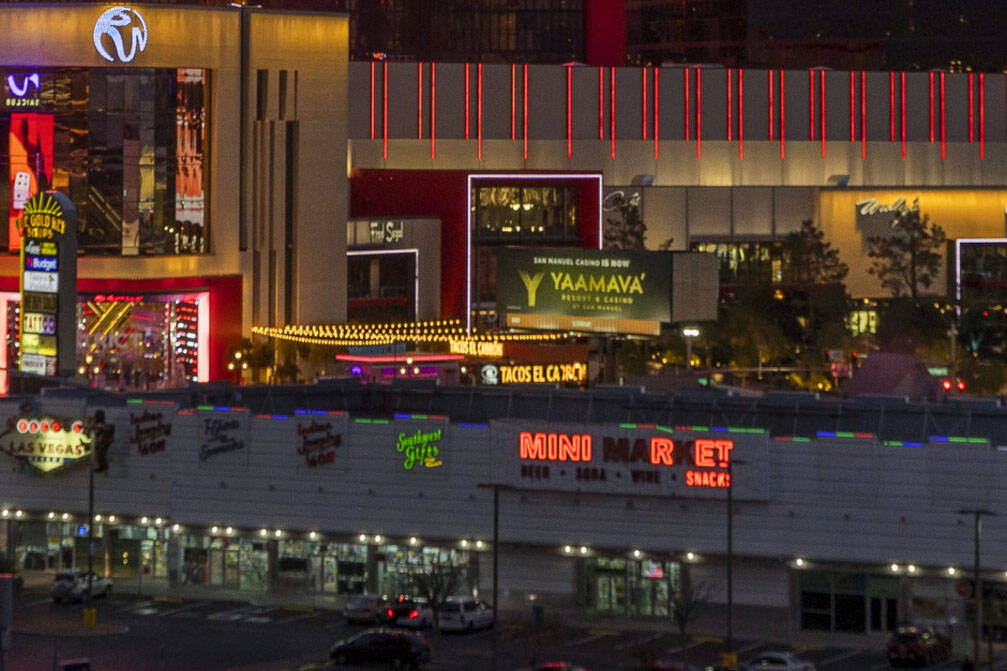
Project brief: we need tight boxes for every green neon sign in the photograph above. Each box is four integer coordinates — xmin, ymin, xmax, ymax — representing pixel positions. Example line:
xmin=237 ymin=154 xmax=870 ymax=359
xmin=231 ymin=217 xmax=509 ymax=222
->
xmin=396 ymin=428 xmax=444 ymax=470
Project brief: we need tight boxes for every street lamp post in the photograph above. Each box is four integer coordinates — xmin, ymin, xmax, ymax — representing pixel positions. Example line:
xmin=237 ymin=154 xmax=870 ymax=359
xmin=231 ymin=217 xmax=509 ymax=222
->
xmin=479 ymin=482 xmax=514 ymax=671
xmin=724 ymin=458 xmax=746 ymax=669
xmin=682 ymin=327 xmax=700 ymax=371
xmin=958 ymin=508 xmax=996 ymax=670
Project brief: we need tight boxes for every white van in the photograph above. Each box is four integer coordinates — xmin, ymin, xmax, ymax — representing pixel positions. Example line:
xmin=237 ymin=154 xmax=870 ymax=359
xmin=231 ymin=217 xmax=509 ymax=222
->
xmin=437 ymin=596 xmax=494 ymax=631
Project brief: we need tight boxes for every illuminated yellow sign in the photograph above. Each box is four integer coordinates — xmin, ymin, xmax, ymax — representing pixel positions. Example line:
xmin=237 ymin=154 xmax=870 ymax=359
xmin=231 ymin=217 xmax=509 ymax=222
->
xmin=0 ymin=416 xmax=92 ymax=473
xmin=448 ymin=340 xmax=503 ymax=358
xmin=16 ymin=193 xmax=66 ymax=240
xmin=494 ymin=362 xmax=587 ymax=385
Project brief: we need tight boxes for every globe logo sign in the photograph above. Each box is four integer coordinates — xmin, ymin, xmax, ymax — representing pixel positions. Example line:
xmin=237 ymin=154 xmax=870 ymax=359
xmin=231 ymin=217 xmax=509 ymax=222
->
xmin=93 ymin=7 xmax=148 ymax=63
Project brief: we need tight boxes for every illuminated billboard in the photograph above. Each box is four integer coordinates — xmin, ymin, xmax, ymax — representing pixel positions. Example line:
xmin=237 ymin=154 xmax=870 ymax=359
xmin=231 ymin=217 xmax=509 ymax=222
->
xmin=491 ymin=420 xmax=770 ymax=500
xmin=0 ymin=415 xmax=92 ymax=473
xmin=495 ymin=247 xmax=673 ymax=336
xmin=17 ymin=191 xmax=77 ymax=377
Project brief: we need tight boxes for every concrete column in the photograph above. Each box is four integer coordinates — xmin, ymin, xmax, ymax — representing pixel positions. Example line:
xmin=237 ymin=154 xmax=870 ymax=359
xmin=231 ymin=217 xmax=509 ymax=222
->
xmin=365 ymin=545 xmax=380 ymax=594
xmin=266 ymin=539 xmax=279 ymax=591
xmin=166 ymin=533 xmax=181 ymax=587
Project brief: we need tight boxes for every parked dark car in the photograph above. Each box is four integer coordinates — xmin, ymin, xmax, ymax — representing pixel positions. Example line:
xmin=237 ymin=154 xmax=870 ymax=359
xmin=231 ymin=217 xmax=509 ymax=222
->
xmin=382 ymin=595 xmax=434 ymax=628
xmin=886 ymin=626 xmax=952 ymax=666
xmin=329 ymin=628 xmax=431 ymax=669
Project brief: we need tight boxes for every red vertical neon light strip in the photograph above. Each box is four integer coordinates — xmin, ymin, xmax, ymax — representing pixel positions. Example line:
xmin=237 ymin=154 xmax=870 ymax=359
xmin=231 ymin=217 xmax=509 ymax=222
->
xmin=510 ymin=64 xmax=516 ymax=141
xmin=727 ymin=68 xmax=732 ymax=142
xmin=768 ymin=70 xmax=773 ymax=141
xmin=738 ymin=68 xmax=744 ymax=159
xmin=696 ymin=67 xmax=701 ymax=159
xmin=849 ymin=71 xmax=855 ymax=142
xmin=369 ymin=61 xmax=375 ymax=140
xmin=642 ymin=67 xmax=648 ymax=140
xmin=860 ymin=71 xmax=866 ymax=160
xmin=820 ymin=70 xmax=826 ymax=158
xmin=980 ymin=72 xmax=985 ymax=159
xmin=430 ymin=62 xmax=436 ymax=159
xmin=809 ymin=69 xmax=814 ymax=141
xmin=684 ymin=68 xmax=690 ymax=140
xmin=889 ymin=71 xmax=895 ymax=141
xmin=566 ymin=66 xmax=572 ymax=158
xmin=779 ymin=70 xmax=785 ymax=159
xmin=477 ymin=62 xmax=483 ymax=161
xmin=969 ymin=72 xmax=974 ymax=143
xmin=598 ymin=67 xmax=604 ymax=140
xmin=464 ymin=63 xmax=470 ymax=141
xmin=940 ymin=71 xmax=945 ymax=160
xmin=382 ymin=62 xmax=388 ymax=159
xmin=654 ymin=67 xmax=660 ymax=159
xmin=610 ymin=66 xmax=616 ymax=159
xmin=417 ymin=61 xmax=423 ymax=140
xmin=523 ymin=64 xmax=528 ymax=161
xmin=929 ymin=71 xmax=934 ymax=142
xmin=901 ymin=71 xmax=906 ymax=160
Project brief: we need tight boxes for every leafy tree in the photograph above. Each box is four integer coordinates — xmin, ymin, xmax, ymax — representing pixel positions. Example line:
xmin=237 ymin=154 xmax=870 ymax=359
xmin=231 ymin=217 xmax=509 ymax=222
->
xmin=866 ymin=200 xmax=947 ymax=298
xmin=782 ymin=220 xmax=849 ymax=286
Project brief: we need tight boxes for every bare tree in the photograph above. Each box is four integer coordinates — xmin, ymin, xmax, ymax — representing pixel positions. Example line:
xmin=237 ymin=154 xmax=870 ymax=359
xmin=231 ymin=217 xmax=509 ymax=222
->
xmin=410 ymin=548 xmax=466 ymax=631
xmin=671 ymin=579 xmax=710 ymax=646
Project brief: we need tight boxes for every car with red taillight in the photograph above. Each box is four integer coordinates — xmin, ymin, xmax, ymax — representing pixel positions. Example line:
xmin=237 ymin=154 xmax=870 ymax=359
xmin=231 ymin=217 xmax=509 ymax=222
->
xmin=886 ymin=625 xmax=952 ymax=666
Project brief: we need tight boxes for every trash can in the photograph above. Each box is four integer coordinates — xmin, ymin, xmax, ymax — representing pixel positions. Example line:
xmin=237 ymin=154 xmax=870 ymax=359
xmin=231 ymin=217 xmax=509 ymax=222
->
xmin=82 ymin=607 xmax=96 ymax=627
xmin=57 ymin=659 xmax=90 ymax=671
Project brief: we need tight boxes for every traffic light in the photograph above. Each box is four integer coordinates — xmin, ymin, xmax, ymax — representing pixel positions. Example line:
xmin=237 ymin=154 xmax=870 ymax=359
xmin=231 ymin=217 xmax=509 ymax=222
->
xmin=942 ymin=379 xmax=952 ymax=391
xmin=957 ymin=379 xmax=966 ymax=392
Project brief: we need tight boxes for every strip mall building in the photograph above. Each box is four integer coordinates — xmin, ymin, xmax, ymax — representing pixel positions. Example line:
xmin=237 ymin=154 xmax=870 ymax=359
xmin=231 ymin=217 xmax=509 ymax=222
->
xmin=1 ymin=386 xmax=1007 ymax=639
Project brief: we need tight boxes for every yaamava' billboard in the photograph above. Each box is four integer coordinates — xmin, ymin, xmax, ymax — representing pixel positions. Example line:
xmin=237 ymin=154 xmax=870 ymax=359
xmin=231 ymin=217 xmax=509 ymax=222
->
xmin=496 ymin=247 xmax=672 ymax=336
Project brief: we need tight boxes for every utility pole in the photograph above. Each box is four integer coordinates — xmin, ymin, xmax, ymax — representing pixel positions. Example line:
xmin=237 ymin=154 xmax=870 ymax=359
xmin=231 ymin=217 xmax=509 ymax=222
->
xmin=479 ymin=482 xmax=513 ymax=671
xmin=958 ymin=508 xmax=996 ymax=671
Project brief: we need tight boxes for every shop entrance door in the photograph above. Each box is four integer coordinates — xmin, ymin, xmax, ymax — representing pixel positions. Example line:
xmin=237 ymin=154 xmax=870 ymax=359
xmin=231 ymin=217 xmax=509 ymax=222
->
xmin=595 ymin=573 xmax=626 ymax=614
xmin=209 ymin=549 xmax=239 ymax=588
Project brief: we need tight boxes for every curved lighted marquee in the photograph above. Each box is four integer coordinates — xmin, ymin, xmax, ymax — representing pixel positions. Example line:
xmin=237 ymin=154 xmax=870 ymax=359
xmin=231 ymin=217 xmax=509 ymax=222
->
xmin=0 ymin=415 xmax=92 ymax=473
xmin=93 ymin=7 xmax=148 ymax=63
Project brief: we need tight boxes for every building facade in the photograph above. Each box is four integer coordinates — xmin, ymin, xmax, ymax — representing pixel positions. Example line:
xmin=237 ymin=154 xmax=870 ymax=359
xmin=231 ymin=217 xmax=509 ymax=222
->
xmin=1 ymin=390 xmax=1005 ymax=637
xmin=347 ymin=61 xmax=1007 ymax=331
xmin=0 ymin=4 xmax=349 ymax=390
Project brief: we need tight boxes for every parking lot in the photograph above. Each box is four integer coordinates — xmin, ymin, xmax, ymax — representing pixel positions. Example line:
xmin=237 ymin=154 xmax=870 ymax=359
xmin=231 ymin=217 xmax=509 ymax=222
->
xmin=7 ymin=586 xmax=1007 ymax=671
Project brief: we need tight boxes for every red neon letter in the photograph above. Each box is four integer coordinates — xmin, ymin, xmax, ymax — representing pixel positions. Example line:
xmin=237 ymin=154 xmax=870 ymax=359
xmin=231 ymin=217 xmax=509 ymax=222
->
xmin=650 ymin=437 xmax=675 ymax=466
xmin=519 ymin=432 xmax=546 ymax=460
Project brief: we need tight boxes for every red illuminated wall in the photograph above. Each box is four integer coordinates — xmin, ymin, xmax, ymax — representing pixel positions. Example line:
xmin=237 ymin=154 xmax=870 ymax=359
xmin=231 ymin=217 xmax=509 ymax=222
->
xmin=350 ymin=169 xmax=601 ymax=321
xmin=0 ymin=274 xmax=241 ymax=382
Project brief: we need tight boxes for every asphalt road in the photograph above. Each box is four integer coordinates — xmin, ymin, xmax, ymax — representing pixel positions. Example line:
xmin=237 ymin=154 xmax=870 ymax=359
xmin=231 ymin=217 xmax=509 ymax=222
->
xmin=3 ymin=590 xmax=994 ymax=671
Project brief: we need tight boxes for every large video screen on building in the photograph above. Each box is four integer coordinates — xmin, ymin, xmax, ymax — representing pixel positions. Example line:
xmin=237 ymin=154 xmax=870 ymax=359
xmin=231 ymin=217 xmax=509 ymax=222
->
xmin=1 ymin=67 xmax=208 ymax=255
xmin=495 ymin=247 xmax=672 ymax=336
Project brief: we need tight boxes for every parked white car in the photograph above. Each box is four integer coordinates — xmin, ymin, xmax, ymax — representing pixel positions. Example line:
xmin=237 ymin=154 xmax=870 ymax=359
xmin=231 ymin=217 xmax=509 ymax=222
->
xmin=437 ymin=597 xmax=494 ymax=631
xmin=51 ymin=570 xmax=113 ymax=602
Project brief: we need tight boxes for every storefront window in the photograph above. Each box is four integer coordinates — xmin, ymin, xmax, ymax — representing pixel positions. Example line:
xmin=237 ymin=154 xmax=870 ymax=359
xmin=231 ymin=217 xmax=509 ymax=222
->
xmin=1 ymin=67 xmax=209 ymax=256
xmin=585 ymin=556 xmax=681 ymax=618
xmin=472 ymin=185 xmax=579 ymax=242
xmin=2 ymin=291 xmax=206 ymax=390
xmin=691 ymin=240 xmax=785 ymax=286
